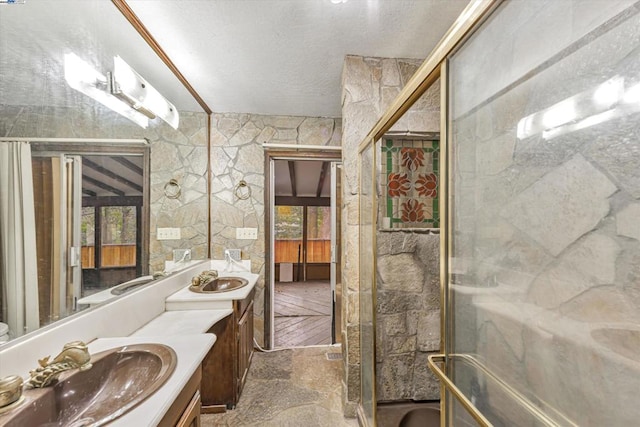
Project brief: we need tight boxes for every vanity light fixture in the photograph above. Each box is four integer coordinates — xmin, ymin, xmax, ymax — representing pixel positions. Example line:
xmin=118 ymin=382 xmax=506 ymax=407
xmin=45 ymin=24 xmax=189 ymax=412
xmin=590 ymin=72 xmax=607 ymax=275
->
xmin=64 ymin=53 xmax=149 ymax=128
xmin=63 ymin=53 xmax=179 ymax=129
xmin=110 ymin=56 xmax=179 ymax=129
xmin=516 ymin=75 xmax=638 ymax=141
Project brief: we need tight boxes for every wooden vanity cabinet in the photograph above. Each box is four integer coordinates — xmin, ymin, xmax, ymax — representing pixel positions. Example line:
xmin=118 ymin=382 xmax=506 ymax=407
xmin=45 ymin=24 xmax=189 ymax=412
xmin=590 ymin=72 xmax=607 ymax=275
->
xmin=201 ymin=288 xmax=255 ymax=413
xmin=158 ymin=365 xmax=202 ymax=427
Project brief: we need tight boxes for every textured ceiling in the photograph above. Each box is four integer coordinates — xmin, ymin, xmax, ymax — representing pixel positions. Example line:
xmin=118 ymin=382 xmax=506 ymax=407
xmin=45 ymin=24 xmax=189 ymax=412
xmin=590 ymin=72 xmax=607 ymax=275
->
xmin=126 ymin=0 xmax=470 ymax=117
xmin=0 ymin=0 xmax=202 ymax=112
xmin=0 ymin=0 xmax=469 ymax=119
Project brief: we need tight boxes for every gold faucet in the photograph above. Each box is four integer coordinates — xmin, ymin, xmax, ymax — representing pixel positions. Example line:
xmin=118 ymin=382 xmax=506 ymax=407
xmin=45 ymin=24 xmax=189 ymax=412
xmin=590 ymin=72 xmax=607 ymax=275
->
xmin=191 ymin=269 xmax=218 ymax=288
xmin=27 ymin=341 xmax=93 ymax=388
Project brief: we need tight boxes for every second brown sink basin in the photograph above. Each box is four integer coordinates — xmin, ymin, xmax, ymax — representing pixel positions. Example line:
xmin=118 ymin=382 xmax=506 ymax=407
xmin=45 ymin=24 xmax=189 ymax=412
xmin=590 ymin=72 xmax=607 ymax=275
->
xmin=110 ymin=276 xmax=156 ymax=295
xmin=189 ymin=276 xmax=248 ymax=293
xmin=0 ymin=343 xmax=176 ymax=427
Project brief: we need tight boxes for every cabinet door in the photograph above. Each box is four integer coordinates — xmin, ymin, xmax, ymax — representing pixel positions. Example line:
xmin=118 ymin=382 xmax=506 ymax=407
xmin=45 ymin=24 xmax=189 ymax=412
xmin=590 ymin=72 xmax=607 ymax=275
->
xmin=237 ymin=300 xmax=254 ymax=397
xmin=176 ymin=391 xmax=201 ymax=427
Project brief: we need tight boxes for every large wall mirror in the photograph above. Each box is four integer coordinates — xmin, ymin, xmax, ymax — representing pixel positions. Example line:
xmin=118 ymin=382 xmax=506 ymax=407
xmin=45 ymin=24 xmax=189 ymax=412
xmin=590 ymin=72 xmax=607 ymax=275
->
xmin=0 ymin=1 xmax=209 ymax=343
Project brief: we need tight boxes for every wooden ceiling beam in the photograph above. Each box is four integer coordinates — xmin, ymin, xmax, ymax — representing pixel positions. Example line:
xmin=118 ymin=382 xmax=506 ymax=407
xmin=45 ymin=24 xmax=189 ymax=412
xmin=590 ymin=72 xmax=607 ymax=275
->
xmin=82 ymin=175 xmax=126 ymax=196
xmin=83 ymin=158 xmax=143 ymax=192
xmin=275 ymin=196 xmax=330 ymax=207
xmin=316 ymin=161 xmax=329 ymax=198
xmin=112 ymin=155 xmax=143 ymax=176
xmin=288 ymin=160 xmax=297 ymax=197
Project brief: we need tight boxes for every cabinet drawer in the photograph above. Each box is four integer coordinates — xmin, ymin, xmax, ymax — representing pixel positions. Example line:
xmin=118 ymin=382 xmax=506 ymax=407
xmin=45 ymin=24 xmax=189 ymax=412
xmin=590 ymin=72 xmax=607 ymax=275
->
xmin=234 ymin=288 xmax=255 ymax=317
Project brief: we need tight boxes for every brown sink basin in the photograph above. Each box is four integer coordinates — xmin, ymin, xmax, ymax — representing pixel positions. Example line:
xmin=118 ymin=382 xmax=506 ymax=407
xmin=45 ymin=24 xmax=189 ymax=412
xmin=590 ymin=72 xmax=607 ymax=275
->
xmin=110 ymin=276 xmax=156 ymax=295
xmin=0 ymin=343 xmax=176 ymax=427
xmin=189 ymin=276 xmax=248 ymax=293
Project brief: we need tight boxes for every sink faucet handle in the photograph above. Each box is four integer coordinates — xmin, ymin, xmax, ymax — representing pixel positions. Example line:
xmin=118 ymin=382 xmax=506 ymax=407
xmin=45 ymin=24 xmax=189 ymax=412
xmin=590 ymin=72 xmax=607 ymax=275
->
xmin=191 ymin=269 xmax=219 ymax=288
xmin=0 ymin=375 xmax=23 ymax=408
xmin=28 ymin=341 xmax=92 ymax=388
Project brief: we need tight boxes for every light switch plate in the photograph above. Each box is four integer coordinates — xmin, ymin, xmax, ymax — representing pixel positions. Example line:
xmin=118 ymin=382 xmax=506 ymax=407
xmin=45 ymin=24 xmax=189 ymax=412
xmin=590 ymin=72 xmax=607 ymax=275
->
xmin=236 ymin=227 xmax=258 ymax=240
xmin=157 ymin=227 xmax=181 ymax=240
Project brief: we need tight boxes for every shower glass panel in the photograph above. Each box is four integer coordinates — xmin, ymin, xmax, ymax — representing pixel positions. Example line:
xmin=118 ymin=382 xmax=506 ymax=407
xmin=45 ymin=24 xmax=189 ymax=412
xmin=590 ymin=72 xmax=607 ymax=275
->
xmin=447 ymin=0 xmax=640 ymax=425
xmin=359 ymin=141 xmax=376 ymax=426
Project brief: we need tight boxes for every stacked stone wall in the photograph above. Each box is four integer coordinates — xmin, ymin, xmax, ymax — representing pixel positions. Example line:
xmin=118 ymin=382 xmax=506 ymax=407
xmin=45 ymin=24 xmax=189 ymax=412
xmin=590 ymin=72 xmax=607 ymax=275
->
xmin=341 ymin=55 xmax=441 ymax=415
xmin=375 ymin=231 xmax=441 ymax=401
xmin=208 ymin=113 xmax=341 ymax=346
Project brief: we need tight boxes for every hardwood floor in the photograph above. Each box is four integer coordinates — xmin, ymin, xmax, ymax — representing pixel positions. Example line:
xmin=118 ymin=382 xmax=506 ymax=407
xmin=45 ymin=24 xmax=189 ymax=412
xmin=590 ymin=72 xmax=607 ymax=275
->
xmin=274 ymin=280 xmax=333 ymax=348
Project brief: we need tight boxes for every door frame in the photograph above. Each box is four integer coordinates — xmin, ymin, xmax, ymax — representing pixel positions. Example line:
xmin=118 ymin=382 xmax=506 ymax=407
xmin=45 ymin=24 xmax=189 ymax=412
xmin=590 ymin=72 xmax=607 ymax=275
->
xmin=264 ymin=149 xmax=342 ymax=350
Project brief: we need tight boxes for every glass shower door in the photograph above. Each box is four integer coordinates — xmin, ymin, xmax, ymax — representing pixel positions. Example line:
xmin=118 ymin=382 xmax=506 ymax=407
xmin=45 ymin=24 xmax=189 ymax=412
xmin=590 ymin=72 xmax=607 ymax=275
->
xmin=446 ymin=0 xmax=640 ymax=425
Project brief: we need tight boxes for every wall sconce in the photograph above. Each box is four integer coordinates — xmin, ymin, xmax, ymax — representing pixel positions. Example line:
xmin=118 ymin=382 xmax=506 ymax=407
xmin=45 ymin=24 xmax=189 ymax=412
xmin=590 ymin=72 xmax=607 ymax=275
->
xmin=110 ymin=56 xmax=179 ymax=129
xmin=64 ymin=53 xmax=149 ymax=128
xmin=63 ymin=53 xmax=179 ymax=129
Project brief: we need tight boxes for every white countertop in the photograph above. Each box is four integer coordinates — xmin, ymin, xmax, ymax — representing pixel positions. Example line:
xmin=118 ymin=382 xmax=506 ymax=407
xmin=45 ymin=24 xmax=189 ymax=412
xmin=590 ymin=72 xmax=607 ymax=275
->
xmin=0 ymin=259 xmax=248 ymax=427
xmin=76 ymin=287 xmax=120 ymax=307
xmin=131 ymin=309 xmax=232 ymax=336
xmin=76 ymin=275 xmax=156 ymax=307
xmin=87 ymin=334 xmax=215 ymax=427
xmin=165 ymin=270 xmax=259 ymax=311
xmin=76 ymin=259 xmax=204 ymax=307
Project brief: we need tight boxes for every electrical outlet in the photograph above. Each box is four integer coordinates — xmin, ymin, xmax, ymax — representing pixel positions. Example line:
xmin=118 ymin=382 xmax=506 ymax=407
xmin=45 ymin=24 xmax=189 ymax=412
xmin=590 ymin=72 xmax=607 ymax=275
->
xmin=173 ymin=248 xmax=191 ymax=262
xmin=236 ymin=227 xmax=258 ymax=240
xmin=225 ymin=249 xmax=241 ymax=261
xmin=157 ymin=227 xmax=181 ymax=240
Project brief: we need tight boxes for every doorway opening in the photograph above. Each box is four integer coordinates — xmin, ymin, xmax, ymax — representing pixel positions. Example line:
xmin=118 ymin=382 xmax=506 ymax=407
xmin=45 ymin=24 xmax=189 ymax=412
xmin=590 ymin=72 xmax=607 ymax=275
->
xmin=265 ymin=151 xmax=341 ymax=349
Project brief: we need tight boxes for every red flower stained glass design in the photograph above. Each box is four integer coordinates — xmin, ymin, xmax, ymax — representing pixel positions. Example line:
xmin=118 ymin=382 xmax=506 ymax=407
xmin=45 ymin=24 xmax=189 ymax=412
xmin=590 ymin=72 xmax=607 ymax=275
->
xmin=401 ymin=199 xmax=425 ymax=222
xmin=416 ymin=173 xmax=438 ymax=198
xmin=387 ymin=173 xmax=410 ymax=197
xmin=400 ymin=148 xmax=424 ymax=171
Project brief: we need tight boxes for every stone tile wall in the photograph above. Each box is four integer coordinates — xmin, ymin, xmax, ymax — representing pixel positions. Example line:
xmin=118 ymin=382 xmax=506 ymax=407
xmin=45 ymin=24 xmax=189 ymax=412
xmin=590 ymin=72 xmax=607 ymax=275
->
xmin=376 ymin=231 xmax=441 ymax=402
xmin=1 ymin=105 xmax=344 ymax=354
xmin=208 ymin=113 xmax=341 ymax=346
xmin=2 ymin=104 xmax=345 ymax=350
xmin=342 ymin=55 xmax=440 ymax=415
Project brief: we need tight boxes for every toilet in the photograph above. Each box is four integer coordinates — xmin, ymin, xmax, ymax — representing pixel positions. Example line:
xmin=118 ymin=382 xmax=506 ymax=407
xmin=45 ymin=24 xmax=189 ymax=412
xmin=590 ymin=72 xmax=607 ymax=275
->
xmin=0 ymin=322 xmax=9 ymax=343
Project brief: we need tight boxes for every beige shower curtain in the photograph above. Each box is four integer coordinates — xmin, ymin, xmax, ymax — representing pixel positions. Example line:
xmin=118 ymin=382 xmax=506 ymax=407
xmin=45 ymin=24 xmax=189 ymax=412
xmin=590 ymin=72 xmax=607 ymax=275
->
xmin=0 ymin=141 xmax=39 ymax=339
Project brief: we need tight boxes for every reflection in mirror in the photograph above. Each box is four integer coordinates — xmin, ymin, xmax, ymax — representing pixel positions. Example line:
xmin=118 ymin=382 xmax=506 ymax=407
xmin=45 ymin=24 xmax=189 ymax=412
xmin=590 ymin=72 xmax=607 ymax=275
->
xmin=30 ymin=143 xmax=149 ymax=327
xmin=0 ymin=1 xmax=209 ymax=343
xmin=0 ymin=140 xmax=150 ymax=341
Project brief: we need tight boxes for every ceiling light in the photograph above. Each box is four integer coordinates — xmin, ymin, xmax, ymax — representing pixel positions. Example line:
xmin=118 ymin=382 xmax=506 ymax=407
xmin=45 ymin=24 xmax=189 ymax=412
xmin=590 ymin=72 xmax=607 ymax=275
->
xmin=111 ymin=56 xmax=179 ymax=129
xmin=331 ymin=0 xmax=348 ymax=4
xmin=64 ymin=53 xmax=149 ymax=128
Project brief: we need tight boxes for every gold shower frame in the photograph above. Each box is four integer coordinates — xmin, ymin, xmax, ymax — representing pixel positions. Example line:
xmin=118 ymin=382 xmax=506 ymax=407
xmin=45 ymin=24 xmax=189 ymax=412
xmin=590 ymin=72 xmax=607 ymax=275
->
xmin=356 ymin=1 xmax=502 ymax=426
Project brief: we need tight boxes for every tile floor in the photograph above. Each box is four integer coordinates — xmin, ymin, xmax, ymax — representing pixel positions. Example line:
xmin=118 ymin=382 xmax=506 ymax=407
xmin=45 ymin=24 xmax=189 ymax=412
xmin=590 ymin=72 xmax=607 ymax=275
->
xmin=201 ymin=346 xmax=358 ymax=427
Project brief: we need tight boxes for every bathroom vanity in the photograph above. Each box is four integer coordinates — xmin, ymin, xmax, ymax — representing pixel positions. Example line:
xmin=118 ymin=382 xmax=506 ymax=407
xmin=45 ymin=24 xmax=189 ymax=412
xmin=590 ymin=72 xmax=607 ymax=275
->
xmin=201 ymin=288 xmax=255 ymax=412
xmin=0 ymin=260 xmax=258 ymax=426
xmin=165 ymin=264 xmax=258 ymax=412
